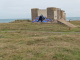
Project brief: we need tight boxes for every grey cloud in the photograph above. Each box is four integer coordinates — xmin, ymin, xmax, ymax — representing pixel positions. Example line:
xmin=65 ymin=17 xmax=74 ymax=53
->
xmin=0 ymin=0 xmax=80 ymax=19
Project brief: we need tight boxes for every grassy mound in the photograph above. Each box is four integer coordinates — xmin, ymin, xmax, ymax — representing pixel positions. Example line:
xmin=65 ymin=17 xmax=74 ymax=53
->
xmin=0 ymin=20 xmax=80 ymax=60
xmin=0 ymin=20 xmax=80 ymax=32
xmin=10 ymin=19 xmax=31 ymax=23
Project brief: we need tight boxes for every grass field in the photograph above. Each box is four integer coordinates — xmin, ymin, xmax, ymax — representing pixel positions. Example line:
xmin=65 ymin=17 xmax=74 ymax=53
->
xmin=0 ymin=20 xmax=80 ymax=60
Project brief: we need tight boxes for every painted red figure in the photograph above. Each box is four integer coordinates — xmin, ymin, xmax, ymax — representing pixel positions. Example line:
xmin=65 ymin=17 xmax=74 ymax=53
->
xmin=69 ymin=28 xmax=70 ymax=30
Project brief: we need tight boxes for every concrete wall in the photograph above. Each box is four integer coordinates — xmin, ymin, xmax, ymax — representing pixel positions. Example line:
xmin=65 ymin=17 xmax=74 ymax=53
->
xmin=31 ymin=7 xmax=66 ymax=21
xmin=64 ymin=13 xmax=66 ymax=20
xmin=54 ymin=11 xmax=57 ymax=20
xmin=38 ymin=10 xmax=47 ymax=17
xmin=47 ymin=7 xmax=57 ymax=20
xmin=61 ymin=10 xmax=65 ymax=20
xmin=31 ymin=8 xmax=39 ymax=20
xmin=57 ymin=8 xmax=61 ymax=20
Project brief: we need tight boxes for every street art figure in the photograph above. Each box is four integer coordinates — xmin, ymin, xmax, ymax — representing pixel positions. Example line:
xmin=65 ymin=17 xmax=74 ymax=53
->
xmin=32 ymin=15 xmax=52 ymax=23
xmin=38 ymin=15 xmax=45 ymax=22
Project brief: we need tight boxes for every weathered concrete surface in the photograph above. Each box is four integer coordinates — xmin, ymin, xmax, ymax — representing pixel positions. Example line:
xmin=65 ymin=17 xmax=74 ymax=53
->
xmin=54 ymin=11 xmax=57 ymax=20
xmin=64 ymin=13 xmax=66 ymax=20
xmin=47 ymin=7 xmax=57 ymax=20
xmin=61 ymin=10 xmax=65 ymax=20
xmin=38 ymin=10 xmax=47 ymax=17
xmin=57 ymin=8 xmax=61 ymax=19
xmin=58 ymin=19 xmax=76 ymax=27
xmin=31 ymin=8 xmax=39 ymax=20
xmin=31 ymin=7 xmax=66 ymax=21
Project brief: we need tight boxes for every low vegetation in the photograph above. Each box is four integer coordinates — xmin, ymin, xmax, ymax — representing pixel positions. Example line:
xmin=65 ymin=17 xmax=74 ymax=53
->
xmin=0 ymin=20 xmax=80 ymax=60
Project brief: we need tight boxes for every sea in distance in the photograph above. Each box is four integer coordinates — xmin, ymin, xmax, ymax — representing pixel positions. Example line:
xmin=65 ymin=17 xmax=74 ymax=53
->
xmin=0 ymin=17 xmax=80 ymax=23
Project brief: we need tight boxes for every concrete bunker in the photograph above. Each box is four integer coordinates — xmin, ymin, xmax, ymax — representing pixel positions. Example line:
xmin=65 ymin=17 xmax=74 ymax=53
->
xmin=31 ymin=7 xmax=66 ymax=23
xmin=31 ymin=7 xmax=76 ymax=27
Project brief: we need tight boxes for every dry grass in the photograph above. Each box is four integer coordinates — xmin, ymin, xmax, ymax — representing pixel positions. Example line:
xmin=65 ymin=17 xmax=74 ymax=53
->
xmin=0 ymin=20 xmax=80 ymax=60
xmin=0 ymin=20 xmax=80 ymax=32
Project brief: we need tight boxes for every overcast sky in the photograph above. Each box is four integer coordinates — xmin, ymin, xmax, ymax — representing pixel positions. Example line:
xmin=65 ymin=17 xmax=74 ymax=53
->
xmin=0 ymin=0 xmax=80 ymax=19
